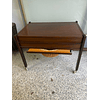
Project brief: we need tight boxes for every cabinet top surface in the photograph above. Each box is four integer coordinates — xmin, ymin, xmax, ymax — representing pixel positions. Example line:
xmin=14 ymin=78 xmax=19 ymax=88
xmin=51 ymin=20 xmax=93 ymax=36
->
xmin=18 ymin=22 xmax=83 ymax=38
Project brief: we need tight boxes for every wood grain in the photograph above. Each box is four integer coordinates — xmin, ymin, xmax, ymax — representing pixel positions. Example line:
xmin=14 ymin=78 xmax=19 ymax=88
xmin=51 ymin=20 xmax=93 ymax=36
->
xmin=18 ymin=22 xmax=83 ymax=38
xmin=27 ymin=48 xmax=71 ymax=54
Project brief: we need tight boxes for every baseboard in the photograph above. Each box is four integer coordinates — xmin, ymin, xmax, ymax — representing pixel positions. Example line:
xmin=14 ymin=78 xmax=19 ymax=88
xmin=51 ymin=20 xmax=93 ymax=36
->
xmin=73 ymin=48 xmax=87 ymax=51
xmin=83 ymin=48 xmax=87 ymax=51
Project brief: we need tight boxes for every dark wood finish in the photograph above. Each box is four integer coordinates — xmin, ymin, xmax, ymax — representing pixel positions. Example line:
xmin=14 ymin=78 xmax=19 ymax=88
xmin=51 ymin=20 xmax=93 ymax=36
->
xmin=14 ymin=22 xmax=86 ymax=72
xmin=12 ymin=23 xmax=18 ymax=51
xmin=73 ymin=47 xmax=87 ymax=51
xmin=75 ymin=34 xmax=86 ymax=71
xmin=20 ymin=43 xmax=80 ymax=50
xmin=18 ymin=37 xmax=82 ymax=44
xmin=18 ymin=22 xmax=83 ymax=37
xmin=14 ymin=35 xmax=27 ymax=68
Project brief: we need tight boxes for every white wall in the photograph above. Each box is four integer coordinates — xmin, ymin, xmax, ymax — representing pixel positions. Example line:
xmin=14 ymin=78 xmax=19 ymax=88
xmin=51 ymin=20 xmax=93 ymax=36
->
xmin=21 ymin=0 xmax=86 ymax=25
xmin=12 ymin=0 xmax=25 ymax=32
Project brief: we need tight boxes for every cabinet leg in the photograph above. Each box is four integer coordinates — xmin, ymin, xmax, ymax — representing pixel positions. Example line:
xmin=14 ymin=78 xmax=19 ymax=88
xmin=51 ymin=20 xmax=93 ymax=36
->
xmin=14 ymin=35 xmax=27 ymax=68
xmin=74 ymin=34 xmax=86 ymax=73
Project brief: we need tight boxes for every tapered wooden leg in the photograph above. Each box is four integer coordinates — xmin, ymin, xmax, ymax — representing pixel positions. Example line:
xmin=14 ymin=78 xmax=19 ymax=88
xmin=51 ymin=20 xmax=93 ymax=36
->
xmin=14 ymin=35 xmax=27 ymax=68
xmin=74 ymin=34 xmax=86 ymax=73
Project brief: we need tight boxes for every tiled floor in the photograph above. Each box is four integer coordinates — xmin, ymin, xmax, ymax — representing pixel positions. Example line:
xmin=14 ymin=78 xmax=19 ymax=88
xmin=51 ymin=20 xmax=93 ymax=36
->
xmin=12 ymin=50 xmax=87 ymax=100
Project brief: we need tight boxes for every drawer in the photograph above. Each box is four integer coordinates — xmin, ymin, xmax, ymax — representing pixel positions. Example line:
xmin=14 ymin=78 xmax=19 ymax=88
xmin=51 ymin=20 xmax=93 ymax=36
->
xmin=20 ymin=43 xmax=81 ymax=50
xmin=27 ymin=48 xmax=72 ymax=55
xmin=18 ymin=37 xmax=82 ymax=44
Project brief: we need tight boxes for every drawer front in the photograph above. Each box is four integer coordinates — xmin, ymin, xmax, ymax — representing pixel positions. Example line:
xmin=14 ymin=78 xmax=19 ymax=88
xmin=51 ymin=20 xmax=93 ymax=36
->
xmin=20 ymin=43 xmax=81 ymax=50
xmin=18 ymin=37 xmax=82 ymax=44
